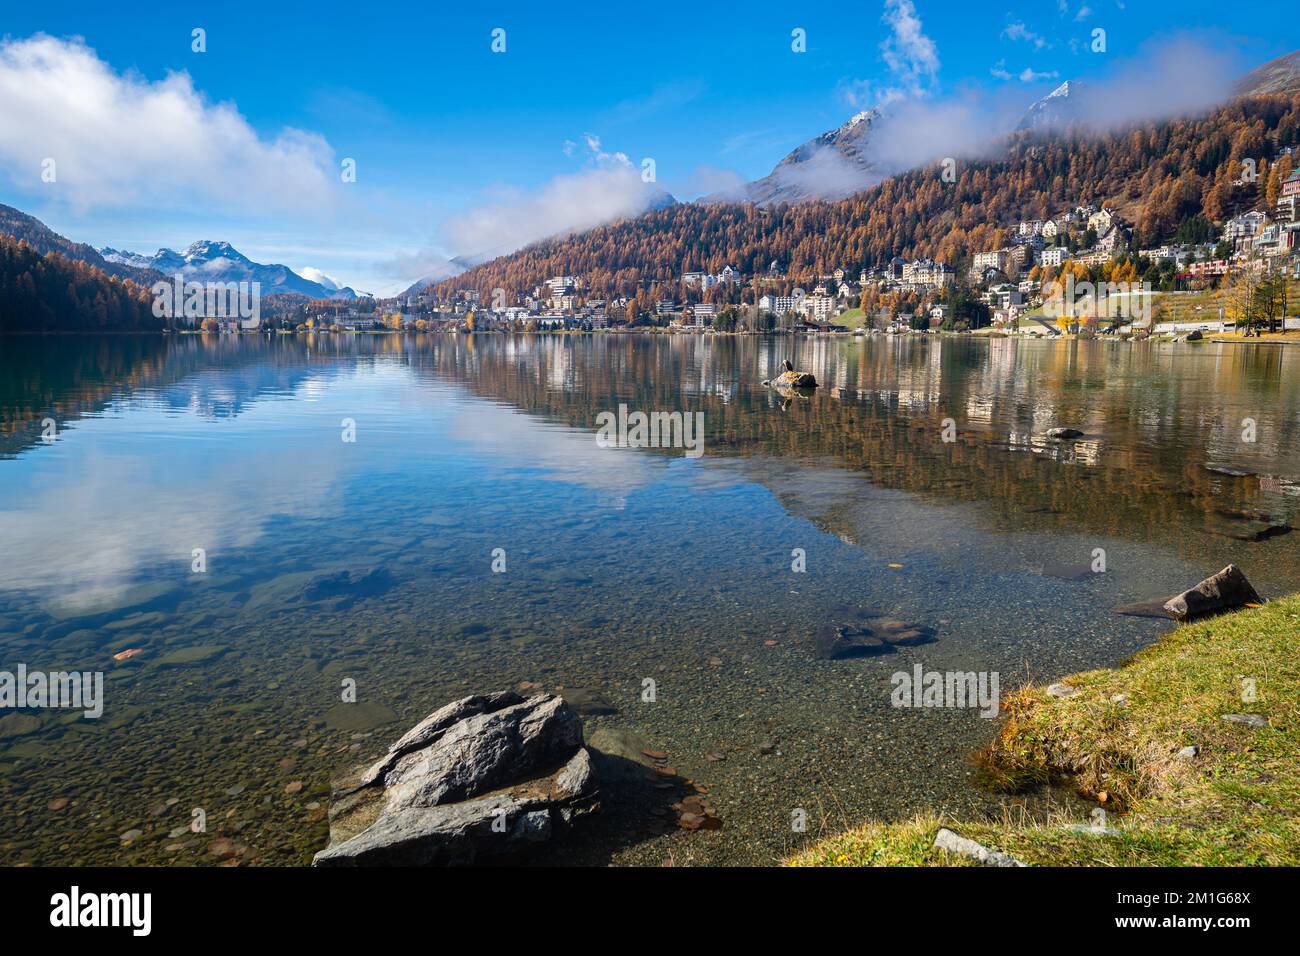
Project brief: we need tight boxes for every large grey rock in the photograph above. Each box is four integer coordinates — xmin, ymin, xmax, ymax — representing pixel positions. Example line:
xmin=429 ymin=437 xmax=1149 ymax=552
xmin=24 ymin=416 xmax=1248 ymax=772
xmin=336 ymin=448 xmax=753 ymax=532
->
xmin=933 ymin=828 xmax=1026 ymax=867
xmin=1162 ymin=564 xmax=1262 ymax=622
xmin=1221 ymin=713 xmax=1268 ymax=729
xmin=313 ymin=693 xmax=597 ymax=866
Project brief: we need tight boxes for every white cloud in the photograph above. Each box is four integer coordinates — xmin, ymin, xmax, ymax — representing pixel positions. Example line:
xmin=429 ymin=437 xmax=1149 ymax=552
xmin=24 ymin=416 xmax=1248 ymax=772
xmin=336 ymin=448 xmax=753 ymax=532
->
xmin=862 ymin=36 xmax=1233 ymax=179
xmin=1024 ymin=37 xmax=1238 ymax=131
xmin=387 ymin=249 xmax=464 ymax=294
xmin=838 ymin=0 xmax=941 ymax=110
xmin=437 ymin=136 xmax=665 ymax=259
xmin=878 ymin=0 xmax=940 ymax=99
xmin=992 ymin=59 xmax=1060 ymax=84
xmin=866 ymin=92 xmax=1023 ymax=175
xmin=300 ymin=267 xmax=343 ymax=290
xmin=678 ymin=165 xmax=747 ymax=202
xmin=0 ymin=34 xmax=339 ymax=215
xmin=1019 ymin=67 xmax=1060 ymax=82
xmin=1002 ymin=22 xmax=1050 ymax=50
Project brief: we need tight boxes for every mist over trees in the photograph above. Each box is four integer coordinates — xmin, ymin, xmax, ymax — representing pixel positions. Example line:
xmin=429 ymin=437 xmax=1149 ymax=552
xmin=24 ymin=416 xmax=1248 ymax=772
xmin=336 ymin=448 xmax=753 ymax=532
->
xmin=432 ymin=95 xmax=1300 ymax=302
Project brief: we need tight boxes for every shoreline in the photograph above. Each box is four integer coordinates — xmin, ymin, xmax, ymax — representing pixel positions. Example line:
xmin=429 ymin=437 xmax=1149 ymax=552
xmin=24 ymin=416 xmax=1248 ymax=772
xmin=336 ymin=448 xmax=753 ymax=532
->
xmin=789 ymin=595 xmax=1300 ymax=867
xmin=5 ymin=326 xmax=1300 ymax=346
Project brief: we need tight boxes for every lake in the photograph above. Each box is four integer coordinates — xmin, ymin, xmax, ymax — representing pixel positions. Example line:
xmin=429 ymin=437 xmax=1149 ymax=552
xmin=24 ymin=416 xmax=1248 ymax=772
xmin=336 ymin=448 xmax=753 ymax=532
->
xmin=1 ymin=332 xmax=1297 ymax=865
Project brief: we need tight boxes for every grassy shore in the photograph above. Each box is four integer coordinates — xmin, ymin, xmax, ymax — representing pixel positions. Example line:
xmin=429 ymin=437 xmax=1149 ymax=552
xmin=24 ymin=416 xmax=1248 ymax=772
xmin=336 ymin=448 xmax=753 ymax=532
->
xmin=789 ymin=596 xmax=1300 ymax=867
xmin=1209 ymin=330 xmax=1300 ymax=344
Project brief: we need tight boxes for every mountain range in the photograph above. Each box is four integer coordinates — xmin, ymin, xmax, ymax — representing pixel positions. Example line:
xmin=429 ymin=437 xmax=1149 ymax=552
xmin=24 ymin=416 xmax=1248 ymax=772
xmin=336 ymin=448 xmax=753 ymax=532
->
xmin=0 ymin=203 xmax=363 ymax=302
xmin=100 ymin=241 xmax=360 ymax=300
xmin=0 ymin=203 xmax=164 ymax=284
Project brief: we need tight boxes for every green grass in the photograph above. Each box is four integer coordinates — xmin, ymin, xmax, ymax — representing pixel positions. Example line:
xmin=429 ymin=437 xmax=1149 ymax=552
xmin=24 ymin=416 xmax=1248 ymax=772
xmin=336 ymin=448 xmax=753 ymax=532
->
xmin=835 ymin=308 xmax=868 ymax=330
xmin=1151 ymin=279 xmax=1300 ymax=327
xmin=788 ymin=596 xmax=1300 ymax=866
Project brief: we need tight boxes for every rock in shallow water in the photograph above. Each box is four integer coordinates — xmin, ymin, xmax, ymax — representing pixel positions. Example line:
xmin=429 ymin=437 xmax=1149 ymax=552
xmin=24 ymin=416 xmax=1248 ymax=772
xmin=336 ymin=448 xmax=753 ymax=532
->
xmin=312 ymin=693 xmax=598 ymax=866
xmin=764 ymin=370 xmax=818 ymax=389
xmin=1162 ymin=564 xmax=1262 ymax=622
xmin=1116 ymin=565 xmax=1263 ymax=623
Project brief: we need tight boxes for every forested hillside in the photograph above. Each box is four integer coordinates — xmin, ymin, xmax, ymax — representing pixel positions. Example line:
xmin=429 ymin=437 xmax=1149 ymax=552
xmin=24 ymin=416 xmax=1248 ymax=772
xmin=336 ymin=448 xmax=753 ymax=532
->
xmin=0 ymin=235 xmax=161 ymax=332
xmin=0 ymin=203 xmax=163 ymax=284
xmin=432 ymin=94 xmax=1300 ymax=301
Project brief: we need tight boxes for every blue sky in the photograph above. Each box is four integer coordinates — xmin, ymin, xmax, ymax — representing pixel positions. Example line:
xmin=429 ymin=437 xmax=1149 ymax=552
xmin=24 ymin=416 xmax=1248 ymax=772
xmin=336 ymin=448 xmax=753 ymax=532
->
xmin=0 ymin=1 xmax=1295 ymax=295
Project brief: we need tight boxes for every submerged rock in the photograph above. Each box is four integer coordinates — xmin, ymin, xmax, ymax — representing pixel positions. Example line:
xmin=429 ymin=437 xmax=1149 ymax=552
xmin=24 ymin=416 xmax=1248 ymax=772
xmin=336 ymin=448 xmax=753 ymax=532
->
xmin=816 ymin=625 xmax=887 ymax=659
xmin=154 ymin=645 xmax=228 ymax=668
xmin=1162 ymin=564 xmax=1262 ymax=622
xmin=814 ymin=618 xmax=936 ymax=659
xmin=312 ymin=693 xmax=598 ymax=866
xmin=1112 ymin=597 xmax=1177 ymax=620
xmin=324 ymin=700 xmax=397 ymax=733
xmin=0 ymin=712 xmax=42 ymax=739
xmin=558 ymin=687 xmax=619 ymax=716
xmin=303 ymin=567 xmax=395 ymax=610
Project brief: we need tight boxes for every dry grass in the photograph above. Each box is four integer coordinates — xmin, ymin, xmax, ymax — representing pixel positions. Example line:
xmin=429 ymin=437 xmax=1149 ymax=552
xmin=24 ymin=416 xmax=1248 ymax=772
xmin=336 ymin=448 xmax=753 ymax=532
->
xmin=788 ymin=596 xmax=1300 ymax=866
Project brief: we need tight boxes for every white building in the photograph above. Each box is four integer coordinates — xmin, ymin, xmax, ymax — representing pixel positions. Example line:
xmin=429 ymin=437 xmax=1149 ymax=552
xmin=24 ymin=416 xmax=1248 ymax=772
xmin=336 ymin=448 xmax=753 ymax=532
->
xmin=803 ymin=294 xmax=835 ymax=321
xmin=901 ymin=258 xmax=954 ymax=288
xmin=1224 ymin=211 xmax=1268 ymax=249
xmin=971 ymin=249 xmax=1011 ymax=276
xmin=1087 ymin=208 xmax=1114 ymax=233
xmin=759 ymin=294 xmax=798 ymax=314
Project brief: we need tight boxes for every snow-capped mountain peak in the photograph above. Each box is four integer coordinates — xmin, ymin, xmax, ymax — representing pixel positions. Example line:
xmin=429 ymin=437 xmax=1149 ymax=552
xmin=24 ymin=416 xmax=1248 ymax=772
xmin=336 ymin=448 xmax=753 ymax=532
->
xmin=1017 ymin=79 xmax=1090 ymax=131
xmin=99 ymin=241 xmax=359 ymax=300
xmin=741 ymin=108 xmax=881 ymax=205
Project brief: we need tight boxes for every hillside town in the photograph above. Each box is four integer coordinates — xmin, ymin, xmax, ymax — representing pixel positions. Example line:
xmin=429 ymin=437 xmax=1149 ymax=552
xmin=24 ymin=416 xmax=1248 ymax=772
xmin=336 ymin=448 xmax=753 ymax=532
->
xmin=297 ymin=165 xmax=1300 ymax=339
